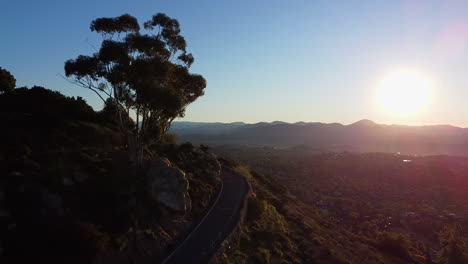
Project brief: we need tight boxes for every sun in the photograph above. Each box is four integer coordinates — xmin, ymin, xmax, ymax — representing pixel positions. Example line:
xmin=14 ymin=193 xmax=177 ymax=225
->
xmin=377 ymin=68 xmax=434 ymax=115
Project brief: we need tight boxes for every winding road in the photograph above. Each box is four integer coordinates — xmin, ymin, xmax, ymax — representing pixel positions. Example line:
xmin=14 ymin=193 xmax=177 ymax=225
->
xmin=161 ymin=168 xmax=249 ymax=264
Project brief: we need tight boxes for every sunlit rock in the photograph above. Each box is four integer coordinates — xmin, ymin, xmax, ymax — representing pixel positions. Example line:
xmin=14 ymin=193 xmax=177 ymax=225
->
xmin=146 ymin=158 xmax=191 ymax=213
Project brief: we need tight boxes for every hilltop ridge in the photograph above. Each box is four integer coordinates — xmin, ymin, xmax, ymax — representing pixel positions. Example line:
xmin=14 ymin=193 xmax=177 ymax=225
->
xmin=170 ymin=120 xmax=468 ymax=156
xmin=172 ymin=119 xmax=467 ymax=130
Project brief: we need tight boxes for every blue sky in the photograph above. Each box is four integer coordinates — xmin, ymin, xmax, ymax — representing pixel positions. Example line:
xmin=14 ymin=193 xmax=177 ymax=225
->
xmin=2 ymin=0 xmax=468 ymax=126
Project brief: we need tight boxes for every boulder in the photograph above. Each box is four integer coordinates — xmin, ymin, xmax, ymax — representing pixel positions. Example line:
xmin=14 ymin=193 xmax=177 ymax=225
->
xmin=151 ymin=157 xmax=171 ymax=168
xmin=147 ymin=158 xmax=191 ymax=213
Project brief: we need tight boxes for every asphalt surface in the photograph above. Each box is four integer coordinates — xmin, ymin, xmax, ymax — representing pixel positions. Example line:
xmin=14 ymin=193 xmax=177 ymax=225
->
xmin=161 ymin=168 xmax=249 ymax=264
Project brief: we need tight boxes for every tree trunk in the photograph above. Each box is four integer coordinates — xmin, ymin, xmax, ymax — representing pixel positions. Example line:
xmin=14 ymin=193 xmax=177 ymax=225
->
xmin=127 ymin=133 xmax=144 ymax=168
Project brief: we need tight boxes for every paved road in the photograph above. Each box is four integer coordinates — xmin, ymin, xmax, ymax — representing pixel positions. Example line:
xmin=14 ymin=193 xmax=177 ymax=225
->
xmin=161 ymin=168 xmax=249 ymax=264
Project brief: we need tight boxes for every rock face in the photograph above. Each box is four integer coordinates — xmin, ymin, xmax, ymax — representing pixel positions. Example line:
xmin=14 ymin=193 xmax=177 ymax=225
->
xmin=146 ymin=158 xmax=191 ymax=214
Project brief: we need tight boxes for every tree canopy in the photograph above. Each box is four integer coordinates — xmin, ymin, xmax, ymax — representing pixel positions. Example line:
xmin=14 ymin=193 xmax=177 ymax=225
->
xmin=64 ymin=13 xmax=206 ymax=161
xmin=0 ymin=67 xmax=16 ymax=93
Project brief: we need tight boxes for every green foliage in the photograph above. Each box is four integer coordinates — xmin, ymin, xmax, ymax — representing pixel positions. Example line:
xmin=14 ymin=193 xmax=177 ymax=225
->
xmin=232 ymin=164 xmax=252 ymax=179
xmin=161 ymin=132 xmax=179 ymax=145
xmin=252 ymin=200 xmax=288 ymax=234
xmin=219 ymin=165 xmax=298 ymax=263
xmin=0 ymin=66 xmax=16 ymax=93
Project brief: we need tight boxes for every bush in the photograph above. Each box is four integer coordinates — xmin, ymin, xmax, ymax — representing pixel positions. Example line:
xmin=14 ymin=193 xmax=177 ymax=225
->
xmin=179 ymin=142 xmax=194 ymax=152
xmin=161 ymin=132 xmax=179 ymax=145
xmin=375 ymin=231 xmax=411 ymax=259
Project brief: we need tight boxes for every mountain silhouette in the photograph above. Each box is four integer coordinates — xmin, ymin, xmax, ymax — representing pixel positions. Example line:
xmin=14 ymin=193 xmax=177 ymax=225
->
xmin=171 ymin=120 xmax=468 ymax=156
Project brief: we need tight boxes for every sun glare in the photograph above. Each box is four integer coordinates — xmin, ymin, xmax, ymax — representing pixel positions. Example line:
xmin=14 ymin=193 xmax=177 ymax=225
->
xmin=377 ymin=68 xmax=434 ymax=115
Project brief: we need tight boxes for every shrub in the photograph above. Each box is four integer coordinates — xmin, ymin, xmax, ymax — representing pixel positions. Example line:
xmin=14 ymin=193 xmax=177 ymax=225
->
xmin=179 ymin=142 xmax=194 ymax=152
xmin=161 ymin=132 xmax=179 ymax=145
xmin=375 ymin=231 xmax=411 ymax=259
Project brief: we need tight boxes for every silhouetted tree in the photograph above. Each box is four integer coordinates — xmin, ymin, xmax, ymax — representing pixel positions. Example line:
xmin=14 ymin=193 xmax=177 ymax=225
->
xmin=0 ymin=67 xmax=16 ymax=93
xmin=0 ymin=86 xmax=95 ymax=121
xmin=64 ymin=13 xmax=206 ymax=165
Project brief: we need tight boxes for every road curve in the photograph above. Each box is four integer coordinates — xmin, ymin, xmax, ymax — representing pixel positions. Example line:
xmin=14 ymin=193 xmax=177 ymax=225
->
xmin=161 ymin=167 xmax=249 ymax=264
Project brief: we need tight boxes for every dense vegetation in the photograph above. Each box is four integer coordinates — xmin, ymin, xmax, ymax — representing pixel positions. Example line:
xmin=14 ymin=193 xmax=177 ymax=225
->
xmin=213 ymin=159 xmax=413 ymax=263
xmin=215 ymin=147 xmax=468 ymax=263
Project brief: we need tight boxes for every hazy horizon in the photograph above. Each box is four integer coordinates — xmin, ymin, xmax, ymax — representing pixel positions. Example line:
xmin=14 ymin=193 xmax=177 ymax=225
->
xmin=172 ymin=118 xmax=468 ymax=128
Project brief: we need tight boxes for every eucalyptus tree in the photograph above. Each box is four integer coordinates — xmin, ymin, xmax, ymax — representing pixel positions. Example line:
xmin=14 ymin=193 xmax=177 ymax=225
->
xmin=64 ymin=13 xmax=206 ymax=164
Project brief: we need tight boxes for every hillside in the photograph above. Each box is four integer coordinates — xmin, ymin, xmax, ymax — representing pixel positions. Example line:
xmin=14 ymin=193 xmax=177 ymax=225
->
xmin=214 ymin=158 xmax=446 ymax=264
xmin=0 ymin=87 xmax=222 ymax=263
xmin=2 ymin=87 xmax=466 ymax=264
xmin=213 ymin=148 xmax=468 ymax=264
xmin=171 ymin=120 xmax=468 ymax=156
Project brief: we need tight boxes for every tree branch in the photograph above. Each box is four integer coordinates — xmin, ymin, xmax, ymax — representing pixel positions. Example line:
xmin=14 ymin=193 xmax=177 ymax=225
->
xmin=59 ymin=73 xmax=107 ymax=103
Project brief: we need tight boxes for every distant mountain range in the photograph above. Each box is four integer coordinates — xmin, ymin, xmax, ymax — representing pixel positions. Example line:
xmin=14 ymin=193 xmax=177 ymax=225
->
xmin=170 ymin=120 xmax=468 ymax=156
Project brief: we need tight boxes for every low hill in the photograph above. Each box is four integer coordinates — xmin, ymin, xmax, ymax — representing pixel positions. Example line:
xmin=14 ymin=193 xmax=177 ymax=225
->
xmin=171 ymin=120 xmax=468 ymax=156
xmin=171 ymin=121 xmax=246 ymax=135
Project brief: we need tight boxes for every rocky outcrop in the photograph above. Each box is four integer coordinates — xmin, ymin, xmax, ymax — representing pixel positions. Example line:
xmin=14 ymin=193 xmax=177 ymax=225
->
xmin=146 ymin=158 xmax=192 ymax=214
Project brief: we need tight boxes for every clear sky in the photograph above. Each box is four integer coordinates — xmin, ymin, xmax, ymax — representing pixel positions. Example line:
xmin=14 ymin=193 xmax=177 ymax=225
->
xmin=2 ymin=0 xmax=468 ymax=126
